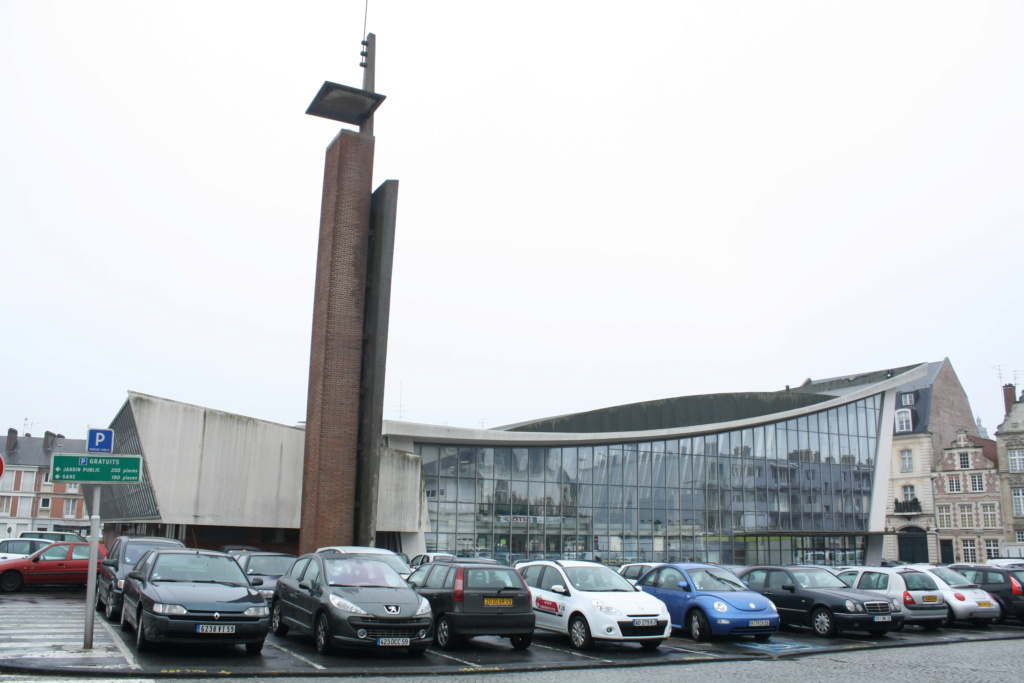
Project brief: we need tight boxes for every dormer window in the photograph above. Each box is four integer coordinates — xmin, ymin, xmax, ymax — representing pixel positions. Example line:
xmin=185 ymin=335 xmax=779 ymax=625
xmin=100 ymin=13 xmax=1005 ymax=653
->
xmin=902 ymin=394 xmax=915 ymax=406
xmin=896 ymin=409 xmax=913 ymax=433
xmin=959 ymin=452 xmax=971 ymax=469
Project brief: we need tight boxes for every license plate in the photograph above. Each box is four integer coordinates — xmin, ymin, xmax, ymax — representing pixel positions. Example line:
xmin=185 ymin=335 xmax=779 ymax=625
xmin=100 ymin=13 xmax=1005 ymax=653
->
xmin=873 ymin=615 xmax=891 ymax=622
xmin=923 ymin=596 xmax=938 ymax=602
xmin=633 ymin=618 xmax=658 ymax=627
xmin=484 ymin=597 xmax=513 ymax=606
xmin=978 ymin=601 xmax=992 ymax=607
xmin=748 ymin=619 xmax=770 ymax=627
xmin=196 ymin=624 xmax=235 ymax=633
xmin=378 ymin=637 xmax=410 ymax=646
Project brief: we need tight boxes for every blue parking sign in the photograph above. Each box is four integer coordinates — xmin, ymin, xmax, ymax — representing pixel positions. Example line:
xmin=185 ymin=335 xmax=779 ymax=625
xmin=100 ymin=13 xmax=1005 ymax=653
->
xmin=88 ymin=428 xmax=115 ymax=453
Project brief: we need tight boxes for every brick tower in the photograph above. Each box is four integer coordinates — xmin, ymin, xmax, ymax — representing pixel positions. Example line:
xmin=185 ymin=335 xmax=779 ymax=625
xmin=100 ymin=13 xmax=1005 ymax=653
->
xmin=299 ymin=34 xmax=398 ymax=553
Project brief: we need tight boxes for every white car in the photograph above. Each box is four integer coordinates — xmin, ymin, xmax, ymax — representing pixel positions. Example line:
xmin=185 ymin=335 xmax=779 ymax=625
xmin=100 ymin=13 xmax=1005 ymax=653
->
xmin=0 ymin=538 xmax=52 ymax=560
xmin=617 ymin=562 xmax=659 ymax=586
xmin=906 ymin=565 xmax=1000 ymax=626
xmin=518 ymin=559 xmax=671 ymax=650
xmin=315 ymin=545 xmax=411 ymax=580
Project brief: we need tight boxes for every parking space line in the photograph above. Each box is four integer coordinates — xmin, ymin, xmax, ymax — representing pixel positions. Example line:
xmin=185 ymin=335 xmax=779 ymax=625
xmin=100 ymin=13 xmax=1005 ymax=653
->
xmin=425 ymin=650 xmax=484 ymax=667
xmin=97 ymin=616 xmax=142 ymax=670
xmin=265 ymin=641 xmax=326 ymax=670
xmin=529 ymin=643 xmax=615 ymax=663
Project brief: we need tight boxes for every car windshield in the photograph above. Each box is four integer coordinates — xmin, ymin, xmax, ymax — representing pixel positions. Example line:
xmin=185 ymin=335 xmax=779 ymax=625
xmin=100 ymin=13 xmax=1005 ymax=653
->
xmin=325 ymin=557 xmax=407 ymax=588
xmin=564 ymin=565 xmax=636 ymax=592
xmin=688 ymin=568 xmax=746 ymax=592
xmin=927 ymin=566 xmax=973 ymax=587
xmin=357 ymin=554 xmax=410 ymax=576
xmin=792 ymin=568 xmax=848 ymax=589
xmin=125 ymin=543 xmax=177 ymax=566
xmin=151 ymin=553 xmax=248 ymax=584
xmin=245 ymin=555 xmax=295 ymax=576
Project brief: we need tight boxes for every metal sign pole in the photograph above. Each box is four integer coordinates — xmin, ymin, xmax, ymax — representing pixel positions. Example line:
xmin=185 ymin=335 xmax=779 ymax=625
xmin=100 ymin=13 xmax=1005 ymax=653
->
xmin=83 ymin=486 xmax=101 ymax=648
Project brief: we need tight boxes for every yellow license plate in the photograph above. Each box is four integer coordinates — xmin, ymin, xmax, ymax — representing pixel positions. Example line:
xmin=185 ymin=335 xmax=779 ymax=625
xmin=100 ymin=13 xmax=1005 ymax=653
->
xmin=978 ymin=601 xmax=992 ymax=607
xmin=923 ymin=596 xmax=938 ymax=602
xmin=484 ymin=597 xmax=513 ymax=606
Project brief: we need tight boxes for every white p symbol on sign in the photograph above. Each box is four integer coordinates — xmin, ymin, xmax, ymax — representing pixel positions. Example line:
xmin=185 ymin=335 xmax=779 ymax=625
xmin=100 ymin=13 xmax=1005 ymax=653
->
xmin=88 ymin=429 xmax=114 ymax=453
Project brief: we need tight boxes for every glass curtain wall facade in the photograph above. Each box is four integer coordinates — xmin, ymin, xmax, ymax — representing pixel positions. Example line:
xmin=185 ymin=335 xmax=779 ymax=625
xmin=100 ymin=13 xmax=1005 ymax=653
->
xmin=416 ymin=395 xmax=882 ymax=567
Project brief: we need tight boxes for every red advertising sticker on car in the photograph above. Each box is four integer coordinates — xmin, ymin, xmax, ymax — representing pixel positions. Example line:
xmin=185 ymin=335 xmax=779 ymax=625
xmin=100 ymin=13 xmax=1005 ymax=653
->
xmin=535 ymin=597 xmax=561 ymax=614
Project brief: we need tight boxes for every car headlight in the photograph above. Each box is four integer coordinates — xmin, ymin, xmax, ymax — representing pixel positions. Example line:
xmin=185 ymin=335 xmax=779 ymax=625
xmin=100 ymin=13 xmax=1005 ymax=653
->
xmin=590 ymin=599 xmax=623 ymax=616
xmin=259 ymin=589 xmax=274 ymax=600
xmin=767 ymin=599 xmax=777 ymax=612
xmin=713 ymin=601 xmax=728 ymax=613
xmin=415 ymin=596 xmax=431 ymax=616
xmin=152 ymin=603 xmax=187 ymax=615
xmin=329 ymin=593 xmax=368 ymax=615
xmin=844 ymin=599 xmax=857 ymax=613
xmin=244 ymin=605 xmax=269 ymax=617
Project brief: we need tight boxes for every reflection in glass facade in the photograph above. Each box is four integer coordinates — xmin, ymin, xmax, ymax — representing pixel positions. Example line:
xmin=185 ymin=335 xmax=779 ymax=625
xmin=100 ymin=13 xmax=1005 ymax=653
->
xmin=415 ymin=395 xmax=882 ymax=567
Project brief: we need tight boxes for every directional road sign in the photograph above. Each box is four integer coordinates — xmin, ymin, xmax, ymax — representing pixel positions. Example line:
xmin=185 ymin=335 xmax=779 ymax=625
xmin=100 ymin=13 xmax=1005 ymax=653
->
xmin=52 ymin=454 xmax=142 ymax=483
xmin=87 ymin=429 xmax=115 ymax=453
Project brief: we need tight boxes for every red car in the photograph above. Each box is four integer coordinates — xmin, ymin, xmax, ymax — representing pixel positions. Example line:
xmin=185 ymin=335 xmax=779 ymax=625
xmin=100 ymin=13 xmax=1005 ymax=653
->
xmin=0 ymin=542 xmax=107 ymax=592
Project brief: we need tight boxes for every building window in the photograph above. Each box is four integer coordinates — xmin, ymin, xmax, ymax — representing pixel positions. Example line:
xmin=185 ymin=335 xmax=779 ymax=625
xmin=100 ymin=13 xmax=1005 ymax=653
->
xmin=1017 ymin=530 xmax=1024 ymax=543
xmin=39 ymin=497 xmax=51 ymax=510
xmin=959 ymin=453 xmax=971 ymax=469
xmin=43 ymin=470 xmax=51 ymax=484
xmin=901 ymin=450 xmax=913 ymax=473
xmin=985 ymin=539 xmax=1000 ymax=560
xmin=66 ymin=483 xmax=79 ymax=493
xmin=971 ymin=474 xmax=984 ymax=492
xmin=959 ymin=504 xmax=973 ymax=528
xmin=896 ymin=410 xmax=913 ymax=432
xmin=902 ymin=485 xmax=916 ymax=502
xmin=63 ymin=498 xmax=76 ymax=518
xmin=0 ymin=471 xmax=14 ymax=491
xmin=948 ymin=476 xmax=962 ymax=493
xmin=937 ymin=505 xmax=952 ymax=528
xmin=1010 ymin=449 xmax=1024 ymax=473
xmin=0 ymin=496 xmax=12 ymax=516
xmin=17 ymin=473 xmax=34 ymax=492
xmin=962 ymin=539 xmax=977 ymax=563
xmin=1014 ymin=489 xmax=1024 ymax=517
xmin=982 ymin=503 xmax=998 ymax=528
xmin=902 ymin=394 xmax=915 ymax=406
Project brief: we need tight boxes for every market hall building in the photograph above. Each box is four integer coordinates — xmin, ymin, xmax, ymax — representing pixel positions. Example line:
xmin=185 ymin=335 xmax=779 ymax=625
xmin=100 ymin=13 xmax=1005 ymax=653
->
xmin=382 ymin=363 xmax=927 ymax=567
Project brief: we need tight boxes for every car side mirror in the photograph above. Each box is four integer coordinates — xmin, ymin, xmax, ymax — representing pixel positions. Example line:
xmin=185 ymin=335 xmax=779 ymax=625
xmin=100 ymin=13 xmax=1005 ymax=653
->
xmin=677 ymin=581 xmax=690 ymax=591
xmin=103 ymin=558 xmax=116 ymax=567
xmin=249 ymin=577 xmax=263 ymax=586
xmin=782 ymin=583 xmax=796 ymax=592
xmin=551 ymin=584 xmax=570 ymax=595
xmin=127 ymin=571 xmax=144 ymax=581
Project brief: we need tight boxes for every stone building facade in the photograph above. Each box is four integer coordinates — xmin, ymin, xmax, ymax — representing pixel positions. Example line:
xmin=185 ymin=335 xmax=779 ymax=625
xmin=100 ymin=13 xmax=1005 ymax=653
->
xmin=995 ymin=385 xmax=1024 ymax=553
xmin=932 ymin=429 xmax=1002 ymax=563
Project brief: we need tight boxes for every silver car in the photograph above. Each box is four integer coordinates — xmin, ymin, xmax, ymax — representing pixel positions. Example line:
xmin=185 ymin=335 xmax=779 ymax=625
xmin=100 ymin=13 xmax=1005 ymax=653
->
xmin=906 ymin=565 xmax=1000 ymax=626
xmin=836 ymin=567 xmax=946 ymax=630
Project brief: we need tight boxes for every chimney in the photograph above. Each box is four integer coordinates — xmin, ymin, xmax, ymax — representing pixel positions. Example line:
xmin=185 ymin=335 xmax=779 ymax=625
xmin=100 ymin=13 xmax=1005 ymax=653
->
xmin=43 ymin=431 xmax=56 ymax=452
xmin=1004 ymin=384 xmax=1017 ymax=417
xmin=5 ymin=428 xmax=17 ymax=454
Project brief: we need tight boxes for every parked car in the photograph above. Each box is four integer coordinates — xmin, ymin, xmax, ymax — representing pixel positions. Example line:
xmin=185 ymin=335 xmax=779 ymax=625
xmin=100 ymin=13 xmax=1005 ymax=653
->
xmin=617 ymin=562 xmax=659 ymax=586
xmin=905 ymin=565 xmax=1000 ymax=626
xmin=119 ymin=547 xmax=270 ymax=654
xmin=0 ymin=538 xmax=51 ymax=560
xmin=0 ymin=542 xmax=106 ymax=592
xmin=317 ymin=546 xmax=412 ymax=580
xmin=835 ymin=567 xmax=946 ymax=630
xmin=407 ymin=559 xmax=534 ymax=650
xmin=233 ymin=551 xmax=297 ymax=600
xmin=949 ymin=563 xmax=1024 ymax=623
xmin=517 ymin=559 xmax=671 ymax=651
xmin=18 ymin=531 xmax=85 ymax=543
xmin=218 ymin=545 xmax=261 ymax=555
xmin=984 ymin=558 xmax=1024 ymax=568
xmin=96 ymin=536 xmax=187 ymax=621
xmin=271 ymin=552 xmax=432 ymax=654
xmin=734 ymin=565 xmax=903 ymax=637
xmin=410 ymin=552 xmax=457 ymax=568
xmin=637 ymin=563 xmax=779 ymax=641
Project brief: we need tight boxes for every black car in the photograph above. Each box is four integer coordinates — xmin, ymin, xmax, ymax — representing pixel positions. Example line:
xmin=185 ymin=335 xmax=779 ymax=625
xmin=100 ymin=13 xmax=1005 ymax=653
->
xmin=950 ymin=564 xmax=1024 ymax=622
xmin=735 ymin=565 xmax=904 ymax=637
xmin=120 ymin=548 xmax=271 ymax=654
xmin=407 ymin=560 xmax=535 ymax=650
xmin=96 ymin=536 xmax=185 ymax=621
xmin=233 ymin=551 xmax=297 ymax=601
xmin=270 ymin=553 xmax=432 ymax=654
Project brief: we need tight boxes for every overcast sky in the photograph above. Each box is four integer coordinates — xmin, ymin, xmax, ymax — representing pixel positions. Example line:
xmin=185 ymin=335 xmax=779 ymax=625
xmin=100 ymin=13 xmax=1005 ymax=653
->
xmin=2 ymin=1 xmax=1022 ymax=442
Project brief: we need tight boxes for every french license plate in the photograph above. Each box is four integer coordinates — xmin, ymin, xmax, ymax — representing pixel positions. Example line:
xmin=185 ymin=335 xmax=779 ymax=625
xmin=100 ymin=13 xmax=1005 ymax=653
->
xmin=484 ymin=597 xmax=513 ymax=606
xmin=748 ymin=619 xmax=770 ymax=627
xmin=378 ymin=637 xmax=410 ymax=646
xmin=873 ymin=615 xmax=891 ymax=622
xmin=978 ymin=601 xmax=992 ymax=607
xmin=633 ymin=618 xmax=658 ymax=627
xmin=923 ymin=596 xmax=938 ymax=602
xmin=196 ymin=624 xmax=235 ymax=633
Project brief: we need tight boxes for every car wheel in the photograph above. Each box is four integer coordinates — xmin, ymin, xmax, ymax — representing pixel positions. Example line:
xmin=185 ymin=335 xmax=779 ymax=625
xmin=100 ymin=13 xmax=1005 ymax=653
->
xmin=689 ymin=609 xmax=711 ymax=642
xmin=509 ymin=633 xmax=533 ymax=650
xmin=639 ymin=639 xmax=663 ymax=651
xmin=245 ymin=639 xmax=264 ymax=655
xmin=0 ymin=571 xmax=23 ymax=592
xmin=754 ymin=633 xmax=771 ymax=642
xmin=811 ymin=607 xmax=836 ymax=637
xmin=944 ymin=609 xmax=956 ymax=627
xmin=270 ymin=600 xmax=289 ymax=637
xmin=104 ymin=593 xmax=119 ymax=621
xmin=135 ymin=610 xmax=151 ymax=652
xmin=314 ymin=613 xmax=333 ymax=654
xmin=568 ymin=615 xmax=593 ymax=650
xmin=435 ymin=615 xmax=460 ymax=650
xmin=120 ymin=605 xmax=132 ymax=632
xmin=95 ymin=588 xmax=104 ymax=612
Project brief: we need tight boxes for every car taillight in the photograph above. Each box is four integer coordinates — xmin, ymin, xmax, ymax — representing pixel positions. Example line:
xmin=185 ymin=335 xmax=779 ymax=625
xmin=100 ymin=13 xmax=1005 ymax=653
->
xmin=903 ymin=591 xmax=915 ymax=605
xmin=953 ymin=592 xmax=966 ymax=601
xmin=1011 ymin=576 xmax=1023 ymax=596
xmin=454 ymin=567 xmax=464 ymax=602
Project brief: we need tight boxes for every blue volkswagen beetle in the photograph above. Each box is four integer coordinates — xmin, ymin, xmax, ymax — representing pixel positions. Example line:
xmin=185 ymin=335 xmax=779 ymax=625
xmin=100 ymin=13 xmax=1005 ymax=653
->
xmin=636 ymin=563 xmax=779 ymax=641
